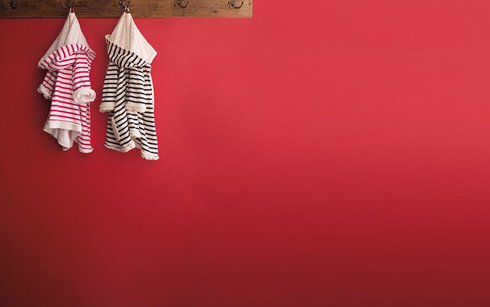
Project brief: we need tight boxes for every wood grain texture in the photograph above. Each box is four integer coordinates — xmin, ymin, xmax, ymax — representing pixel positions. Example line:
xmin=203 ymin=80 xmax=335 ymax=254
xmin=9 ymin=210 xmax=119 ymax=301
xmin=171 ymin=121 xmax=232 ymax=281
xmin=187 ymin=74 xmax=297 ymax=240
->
xmin=0 ymin=0 xmax=252 ymax=18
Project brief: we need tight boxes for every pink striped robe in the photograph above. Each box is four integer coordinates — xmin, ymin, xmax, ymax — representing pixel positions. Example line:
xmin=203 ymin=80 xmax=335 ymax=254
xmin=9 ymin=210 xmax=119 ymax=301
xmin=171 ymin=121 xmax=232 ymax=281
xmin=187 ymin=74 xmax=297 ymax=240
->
xmin=38 ymin=39 xmax=96 ymax=152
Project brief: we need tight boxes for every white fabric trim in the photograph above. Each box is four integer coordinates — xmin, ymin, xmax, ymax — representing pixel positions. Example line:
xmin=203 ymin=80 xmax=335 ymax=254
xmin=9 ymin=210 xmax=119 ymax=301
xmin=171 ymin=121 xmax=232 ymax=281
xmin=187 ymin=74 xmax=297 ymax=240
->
xmin=126 ymin=102 xmax=146 ymax=113
xmin=99 ymin=102 xmax=115 ymax=113
xmin=37 ymin=84 xmax=52 ymax=100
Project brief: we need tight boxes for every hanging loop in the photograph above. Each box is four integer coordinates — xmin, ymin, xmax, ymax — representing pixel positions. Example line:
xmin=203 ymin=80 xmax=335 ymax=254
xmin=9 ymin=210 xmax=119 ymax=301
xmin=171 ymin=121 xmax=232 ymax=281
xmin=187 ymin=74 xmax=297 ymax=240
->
xmin=115 ymin=0 xmax=130 ymax=13
xmin=60 ymin=1 xmax=75 ymax=12
xmin=228 ymin=1 xmax=244 ymax=9
xmin=174 ymin=0 xmax=189 ymax=8
xmin=2 ymin=1 xmax=17 ymax=9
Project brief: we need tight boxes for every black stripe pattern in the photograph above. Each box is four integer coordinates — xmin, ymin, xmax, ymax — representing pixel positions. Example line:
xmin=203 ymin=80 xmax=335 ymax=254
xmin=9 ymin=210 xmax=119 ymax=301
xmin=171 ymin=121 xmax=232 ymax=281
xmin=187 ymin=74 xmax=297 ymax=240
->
xmin=100 ymin=38 xmax=159 ymax=160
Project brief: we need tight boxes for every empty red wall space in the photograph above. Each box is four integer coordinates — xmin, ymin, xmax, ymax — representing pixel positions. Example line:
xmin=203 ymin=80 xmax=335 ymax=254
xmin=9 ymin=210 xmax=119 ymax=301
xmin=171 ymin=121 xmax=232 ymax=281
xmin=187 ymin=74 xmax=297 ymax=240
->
xmin=1 ymin=1 xmax=490 ymax=306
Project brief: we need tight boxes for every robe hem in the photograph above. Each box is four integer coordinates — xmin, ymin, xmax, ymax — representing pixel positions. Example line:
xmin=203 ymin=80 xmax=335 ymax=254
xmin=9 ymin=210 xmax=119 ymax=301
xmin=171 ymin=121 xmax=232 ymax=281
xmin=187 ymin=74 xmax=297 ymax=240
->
xmin=105 ymin=142 xmax=159 ymax=161
xmin=105 ymin=142 xmax=136 ymax=153
xmin=78 ymin=148 xmax=94 ymax=153
xmin=44 ymin=121 xmax=83 ymax=151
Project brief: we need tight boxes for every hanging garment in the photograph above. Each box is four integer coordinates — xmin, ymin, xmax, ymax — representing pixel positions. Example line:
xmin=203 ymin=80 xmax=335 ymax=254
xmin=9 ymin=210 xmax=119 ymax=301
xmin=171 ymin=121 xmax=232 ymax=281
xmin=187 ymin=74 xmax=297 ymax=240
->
xmin=100 ymin=12 xmax=159 ymax=160
xmin=38 ymin=12 xmax=96 ymax=153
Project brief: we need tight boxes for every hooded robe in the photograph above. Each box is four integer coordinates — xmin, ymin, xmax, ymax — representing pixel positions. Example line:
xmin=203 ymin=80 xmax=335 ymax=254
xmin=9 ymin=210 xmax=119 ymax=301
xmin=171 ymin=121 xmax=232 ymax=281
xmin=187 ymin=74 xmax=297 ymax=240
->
xmin=100 ymin=12 xmax=159 ymax=160
xmin=38 ymin=12 xmax=96 ymax=153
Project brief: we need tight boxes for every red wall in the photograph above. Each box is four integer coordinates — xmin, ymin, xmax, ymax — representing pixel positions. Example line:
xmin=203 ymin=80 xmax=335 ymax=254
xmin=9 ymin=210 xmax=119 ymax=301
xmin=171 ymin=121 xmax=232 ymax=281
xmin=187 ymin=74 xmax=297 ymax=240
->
xmin=1 ymin=0 xmax=490 ymax=306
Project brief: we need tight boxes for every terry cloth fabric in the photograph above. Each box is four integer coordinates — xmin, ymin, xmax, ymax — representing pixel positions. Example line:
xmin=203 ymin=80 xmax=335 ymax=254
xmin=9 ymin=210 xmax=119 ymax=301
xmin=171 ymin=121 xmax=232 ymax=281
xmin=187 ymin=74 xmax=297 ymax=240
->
xmin=100 ymin=12 xmax=159 ymax=160
xmin=38 ymin=12 xmax=96 ymax=153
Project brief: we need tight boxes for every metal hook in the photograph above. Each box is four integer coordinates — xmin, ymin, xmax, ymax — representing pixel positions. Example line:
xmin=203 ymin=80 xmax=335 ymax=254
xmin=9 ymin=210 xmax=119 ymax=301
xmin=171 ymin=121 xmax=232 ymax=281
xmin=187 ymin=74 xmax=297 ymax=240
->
xmin=60 ymin=1 xmax=75 ymax=12
xmin=2 ymin=1 xmax=17 ymax=9
xmin=174 ymin=0 xmax=189 ymax=8
xmin=115 ymin=0 xmax=130 ymax=13
xmin=228 ymin=1 xmax=244 ymax=9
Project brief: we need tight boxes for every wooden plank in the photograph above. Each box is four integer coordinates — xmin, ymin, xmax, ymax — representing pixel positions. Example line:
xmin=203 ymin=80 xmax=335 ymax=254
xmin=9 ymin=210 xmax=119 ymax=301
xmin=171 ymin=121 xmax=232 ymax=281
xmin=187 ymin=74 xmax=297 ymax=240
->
xmin=0 ymin=0 xmax=252 ymax=18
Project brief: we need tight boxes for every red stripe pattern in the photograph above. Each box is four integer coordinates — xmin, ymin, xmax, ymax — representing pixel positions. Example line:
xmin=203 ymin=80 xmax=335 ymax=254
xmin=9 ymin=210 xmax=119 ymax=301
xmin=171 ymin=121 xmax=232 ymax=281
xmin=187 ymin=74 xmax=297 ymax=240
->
xmin=38 ymin=44 xmax=96 ymax=153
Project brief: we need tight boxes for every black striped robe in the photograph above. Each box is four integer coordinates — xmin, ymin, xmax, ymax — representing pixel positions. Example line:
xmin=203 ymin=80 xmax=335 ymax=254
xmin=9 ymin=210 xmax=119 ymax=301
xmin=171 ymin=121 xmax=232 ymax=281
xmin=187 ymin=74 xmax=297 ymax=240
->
xmin=100 ymin=39 xmax=159 ymax=160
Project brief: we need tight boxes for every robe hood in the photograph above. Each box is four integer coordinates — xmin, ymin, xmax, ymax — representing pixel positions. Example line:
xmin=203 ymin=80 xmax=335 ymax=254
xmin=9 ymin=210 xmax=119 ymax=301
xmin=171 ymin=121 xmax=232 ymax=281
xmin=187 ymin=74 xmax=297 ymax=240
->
xmin=106 ymin=12 xmax=157 ymax=63
xmin=39 ymin=12 xmax=92 ymax=65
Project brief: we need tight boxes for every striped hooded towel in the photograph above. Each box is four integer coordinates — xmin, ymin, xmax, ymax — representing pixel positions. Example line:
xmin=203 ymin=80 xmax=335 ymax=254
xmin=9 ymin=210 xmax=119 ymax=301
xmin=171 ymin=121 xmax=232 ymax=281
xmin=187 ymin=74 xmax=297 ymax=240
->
xmin=100 ymin=12 xmax=159 ymax=160
xmin=38 ymin=12 xmax=96 ymax=153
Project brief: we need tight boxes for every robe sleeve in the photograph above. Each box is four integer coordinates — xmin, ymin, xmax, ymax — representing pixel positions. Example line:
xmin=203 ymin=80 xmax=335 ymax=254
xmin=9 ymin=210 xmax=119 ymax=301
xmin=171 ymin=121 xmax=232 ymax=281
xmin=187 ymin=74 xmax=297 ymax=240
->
xmin=38 ymin=70 xmax=57 ymax=100
xmin=72 ymin=53 xmax=96 ymax=105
